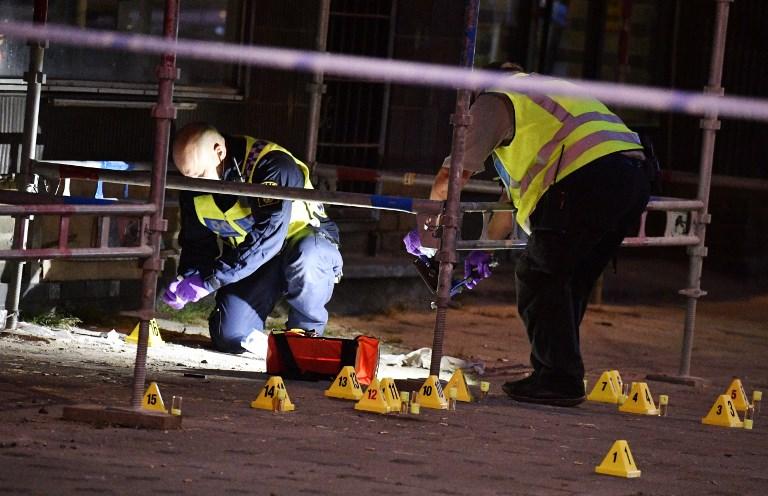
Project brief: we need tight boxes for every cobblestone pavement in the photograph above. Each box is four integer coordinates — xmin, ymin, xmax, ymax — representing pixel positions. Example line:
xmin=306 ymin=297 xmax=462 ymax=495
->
xmin=1 ymin=257 xmax=767 ymax=495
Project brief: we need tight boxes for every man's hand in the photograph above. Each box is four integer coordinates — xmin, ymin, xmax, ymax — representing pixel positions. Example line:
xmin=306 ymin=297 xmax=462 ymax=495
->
xmin=403 ymin=229 xmax=437 ymax=258
xmin=175 ymin=274 xmax=210 ymax=303
xmin=162 ymin=279 xmax=187 ymax=310
xmin=162 ymin=275 xmax=210 ymax=310
xmin=464 ymin=251 xmax=494 ymax=289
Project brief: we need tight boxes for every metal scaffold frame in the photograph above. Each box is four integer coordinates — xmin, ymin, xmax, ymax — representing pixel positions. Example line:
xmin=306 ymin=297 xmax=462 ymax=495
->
xmin=0 ymin=0 xmax=737 ymax=421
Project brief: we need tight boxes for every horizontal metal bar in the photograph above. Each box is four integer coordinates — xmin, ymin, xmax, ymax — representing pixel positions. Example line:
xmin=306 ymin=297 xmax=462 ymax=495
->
xmin=622 ymin=235 xmax=700 ymax=247
xmin=457 ymin=235 xmax=700 ymax=251
xmin=646 ymin=199 xmax=704 ymax=211
xmin=0 ymin=246 xmax=153 ymax=260
xmin=0 ymin=202 xmax=156 ymax=216
xmin=664 ymin=170 xmax=768 ymax=192
xmin=460 ymin=202 xmax=516 ymax=212
xmin=314 ymin=163 xmax=503 ymax=195
xmin=33 ymin=160 xmax=443 ymax=215
xmin=456 ymin=240 xmax=527 ymax=251
xmin=51 ymin=98 xmax=197 ymax=110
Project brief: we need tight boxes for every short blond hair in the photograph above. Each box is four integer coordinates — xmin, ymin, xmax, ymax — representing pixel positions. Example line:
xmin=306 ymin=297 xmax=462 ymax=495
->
xmin=172 ymin=122 xmax=223 ymax=176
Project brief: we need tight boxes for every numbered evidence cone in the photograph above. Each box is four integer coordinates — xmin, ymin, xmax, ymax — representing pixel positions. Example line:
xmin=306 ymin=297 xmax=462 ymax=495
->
xmin=702 ymin=394 xmax=744 ymax=428
xmin=354 ymin=378 xmax=390 ymax=414
xmin=595 ymin=440 xmax=641 ymax=478
xmin=724 ymin=378 xmax=750 ymax=413
xmin=379 ymin=378 xmax=402 ymax=412
xmin=619 ymin=382 xmax=660 ymax=415
xmin=125 ymin=319 xmax=164 ymax=346
xmin=444 ymin=369 xmax=473 ymax=402
xmin=251 ymin=376 xmax=295 ymax=412
xmin=324 ymin=366 xmax=363 ymax=400
xmin=609 ymin=370 xmax=625 ymax=394
xmin=587 ymin=370 xmax=622 ymax=404
xmin=417 ymin=375 xmax=448 ymax=410
xmin=141 ymin=381 xmax=167 ymax=412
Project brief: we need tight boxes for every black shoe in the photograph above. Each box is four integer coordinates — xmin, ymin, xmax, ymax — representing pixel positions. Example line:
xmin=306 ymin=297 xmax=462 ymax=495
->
xmin=502 ymin=373 xmax=585 ymax=407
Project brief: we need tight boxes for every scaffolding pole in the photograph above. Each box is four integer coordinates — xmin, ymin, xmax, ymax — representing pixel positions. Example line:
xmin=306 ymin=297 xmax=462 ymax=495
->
xmin=6 ymin=0 xmax=48 ymax=331
xmin=677 ymin=0 xmax=730 ymax=379
xmin=649 ymin=0 xmax=731 ymax=386
xmin=128 ymin=0 xmax=179 ymax=409
xmin=429 ymin=0 xmax=481 ymax=377
xmin=304 ymin=0 xmax=331 ymax=167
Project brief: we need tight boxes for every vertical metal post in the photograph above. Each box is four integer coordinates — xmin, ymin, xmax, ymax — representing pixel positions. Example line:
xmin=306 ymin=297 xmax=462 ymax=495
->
xmin=6 ymin=0 xmax=48 ymax=331
xmin=677 ymin=0 xmax=731 ymax=377
xmin=429 ymin=0 xmax=480 ymax=377
xmin=130 ymin=0 xmax=179 ymax=408
xmin=305 ymin=0 xmax=331 ymax=167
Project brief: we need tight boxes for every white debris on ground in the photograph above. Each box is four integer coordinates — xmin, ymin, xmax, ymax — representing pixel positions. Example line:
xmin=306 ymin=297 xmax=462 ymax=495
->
xmin=0 ymin=321 xmax=265 ymax=374
xmin=379 ymin=347 xmax=485 ymax=382
xmin=0 ymin=321 xmax=482 ymax=383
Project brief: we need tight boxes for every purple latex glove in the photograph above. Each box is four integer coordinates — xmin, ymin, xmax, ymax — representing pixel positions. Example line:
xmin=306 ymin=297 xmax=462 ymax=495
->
xmin=175 ymin=274 xmax=210 ymax=303
xmin=403 ymin=229 xmax=437 ymax=258
xmin=464 ymin=251 xmax=494 ymax=289
xmin=162 ymin=279 xmax=186 ymax=310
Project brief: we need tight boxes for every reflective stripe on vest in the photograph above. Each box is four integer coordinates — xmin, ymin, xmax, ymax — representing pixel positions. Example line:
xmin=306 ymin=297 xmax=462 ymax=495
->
xmin=194 ymin=138 xmax=325 ymax=246
xmin=520 ymin=95 xmax=640 ymax=196
xmin=489 ymin=74 xmax=644 ymax=232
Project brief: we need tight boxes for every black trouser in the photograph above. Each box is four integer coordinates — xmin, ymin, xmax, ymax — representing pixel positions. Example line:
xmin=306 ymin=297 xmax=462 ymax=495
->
xmin=515 ymin=153 xmax=650 ymax=383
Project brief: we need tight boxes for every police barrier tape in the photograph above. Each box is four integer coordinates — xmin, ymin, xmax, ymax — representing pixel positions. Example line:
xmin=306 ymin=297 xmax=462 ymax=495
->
xmin=2 ymin=20 xmax=768 ymax=122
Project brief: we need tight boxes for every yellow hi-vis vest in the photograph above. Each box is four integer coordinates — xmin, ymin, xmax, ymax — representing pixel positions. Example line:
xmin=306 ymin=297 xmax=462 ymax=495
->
xmin=489 ymin=73 xmax=643 ymax=233
xmin=193 ymin=137 xmax=325 ymax=246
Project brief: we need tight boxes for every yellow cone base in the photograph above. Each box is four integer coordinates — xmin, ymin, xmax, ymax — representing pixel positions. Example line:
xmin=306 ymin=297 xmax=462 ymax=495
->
xmin=354 ymin=378 xmax=391 ymax=414
xmin=251 ymin=376 xmax=295 ymax=412
xmin=324 ymin=366 xmax=363 ymax=400
xmin=380 ymin=378 xmax=402 ymax=412
xmin=125 ymin=319 xmax=164 ymax=347
xmin=619 ymin=382 xmax=659 ymax=415
xmin=587 ymin=370 xmax=621 ymax=404
xmin=444 ymin=369 xmax=474 ymax=402
xmin=142 ymin=382 xmax=167 ymax=412
xmin=595 ymin=440 xmax=641 ymax=478
xmin=702 ymin=394 xmax=743 ymax=428
xmin=416 ymin=375 xmax=448 ymax=410
xmin=724 ymin=378 xmax=750 ymax=413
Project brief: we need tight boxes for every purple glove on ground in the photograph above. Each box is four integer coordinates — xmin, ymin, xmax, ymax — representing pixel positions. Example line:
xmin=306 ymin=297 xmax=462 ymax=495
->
xmin=464 ymin=251 xmax=494 ymax=289
xmin=162 ymin=279 xmax=186 ymax=310
xmin=175 ymin=274 xmax=210 ymax=303
xmin=403 ymin=229 xmax=437 ymax=258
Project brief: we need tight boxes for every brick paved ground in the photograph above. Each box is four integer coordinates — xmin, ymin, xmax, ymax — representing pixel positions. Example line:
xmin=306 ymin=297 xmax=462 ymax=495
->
xmin=1 ymin=255 xmax=767 ymax=495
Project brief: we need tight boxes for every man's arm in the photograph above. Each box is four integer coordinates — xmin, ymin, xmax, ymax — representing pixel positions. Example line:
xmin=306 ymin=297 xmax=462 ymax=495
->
xmin=204 ymin=151 xmax=304 ymax=291
xmin=177 ymin=191 xmax=220 ymax=278
xmin=429 ymin=93 xmax=515 ymax=202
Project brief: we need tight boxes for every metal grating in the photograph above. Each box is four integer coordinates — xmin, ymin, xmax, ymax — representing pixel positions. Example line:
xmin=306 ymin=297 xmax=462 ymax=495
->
xmin=318 ymin=0 xmax=396 ymax=195
xmin=0 ymin=95 xmax=26 ymax=175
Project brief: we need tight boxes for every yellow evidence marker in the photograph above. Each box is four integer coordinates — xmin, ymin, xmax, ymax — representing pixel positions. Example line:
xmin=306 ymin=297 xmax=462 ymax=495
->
xmin=380 ymin=378 xmax=402 ymax=412
xmin=587 ymin=370 xmax=621 ymax=404
xmin=723 ymin=378 xmax=750 ymax=413
xmin=142 ymin=382 xmax=167 ymax=412
xmin=609 ymin=370 xmax=624 ymax=393
xmin=702 ymin=394 xmax=743 ymax=428
xmin=444 ymin=369 xmax=474 ymax=402
xmin=125 ymin=319 xmax=164 ymax=347
xmin=251 ymin=376 xmax=295 ymax=412
xmin=417 ymin=375 xmax=448 ymax=410
xmin=324 ymin=366 xmax=363 ymax=400
xmin=595 ymin=440 xmax=641 ymax=478
xmin=619 ymin=382 xmax=660 ymax=415
xmin=354 ymin=378 xmax=390 ymax=414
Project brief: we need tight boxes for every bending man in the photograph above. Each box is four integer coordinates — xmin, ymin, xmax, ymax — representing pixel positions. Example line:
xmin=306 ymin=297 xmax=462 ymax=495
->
xmin=406 ymin=64 xmax=650 ymax=406
xmin=164 ymin=122 xmax=343 ymax=353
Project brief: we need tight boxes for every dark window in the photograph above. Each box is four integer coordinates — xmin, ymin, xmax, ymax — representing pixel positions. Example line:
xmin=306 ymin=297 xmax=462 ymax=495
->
xmin=1 ymin=1 xmax=242 ymax=88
